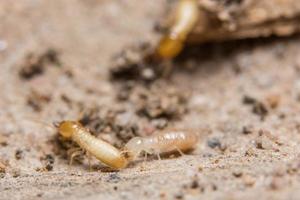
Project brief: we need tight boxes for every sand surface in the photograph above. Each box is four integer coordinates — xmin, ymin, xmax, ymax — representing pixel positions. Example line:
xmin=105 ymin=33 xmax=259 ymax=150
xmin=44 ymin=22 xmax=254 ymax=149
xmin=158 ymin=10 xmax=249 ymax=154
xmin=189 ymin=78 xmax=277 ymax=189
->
xmin=1 ymin=1 xmax=300 ymax=200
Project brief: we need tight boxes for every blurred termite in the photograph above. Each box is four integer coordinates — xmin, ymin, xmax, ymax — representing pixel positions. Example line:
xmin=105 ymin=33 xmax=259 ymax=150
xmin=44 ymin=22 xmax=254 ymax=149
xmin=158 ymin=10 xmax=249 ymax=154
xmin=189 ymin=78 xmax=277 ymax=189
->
xmin=123 ymin=129 xmax=199 ymax=161
xmin=157 ymin=0 xmax=199 ymax=59
xmin=57 ymin=121 xmax=128 ymax=169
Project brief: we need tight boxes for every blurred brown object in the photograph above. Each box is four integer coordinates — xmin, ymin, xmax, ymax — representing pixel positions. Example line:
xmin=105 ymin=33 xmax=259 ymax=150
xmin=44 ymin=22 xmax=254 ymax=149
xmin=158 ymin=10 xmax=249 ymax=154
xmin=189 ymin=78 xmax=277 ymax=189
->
xmin=185 ymin=0 xmax=300 ymax=42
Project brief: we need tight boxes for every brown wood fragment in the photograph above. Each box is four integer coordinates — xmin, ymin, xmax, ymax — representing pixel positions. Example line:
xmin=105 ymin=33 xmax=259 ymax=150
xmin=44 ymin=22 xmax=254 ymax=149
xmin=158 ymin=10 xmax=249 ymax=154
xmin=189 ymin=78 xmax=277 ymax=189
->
xmin=187 ymin=0 xmax=300 ymax=42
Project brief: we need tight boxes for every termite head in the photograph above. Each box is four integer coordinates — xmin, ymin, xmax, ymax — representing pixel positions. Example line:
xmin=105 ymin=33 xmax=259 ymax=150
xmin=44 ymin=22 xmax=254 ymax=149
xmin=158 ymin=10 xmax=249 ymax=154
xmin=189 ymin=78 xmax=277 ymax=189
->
xmin=123 ymin=137 xmax=144 ymax=160
xmin=57 ymin=121 xmax=81 ymax=138
xmin=156 ymin=0 xmax=199 ymax=59
xmin=157 ymin=34 xmax=184 ymax=59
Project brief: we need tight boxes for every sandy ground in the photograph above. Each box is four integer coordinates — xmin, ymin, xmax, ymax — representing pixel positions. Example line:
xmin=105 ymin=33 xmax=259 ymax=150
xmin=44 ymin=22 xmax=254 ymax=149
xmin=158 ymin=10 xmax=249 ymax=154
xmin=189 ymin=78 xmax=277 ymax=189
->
xmin=1 ymin=1 xmax=300 ymax=199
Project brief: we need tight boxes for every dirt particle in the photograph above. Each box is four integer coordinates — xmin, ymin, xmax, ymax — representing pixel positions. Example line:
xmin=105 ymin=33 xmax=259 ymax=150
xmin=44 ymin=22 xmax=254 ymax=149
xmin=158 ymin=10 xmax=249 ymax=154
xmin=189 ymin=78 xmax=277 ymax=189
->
xmin=174 ymin=193 xmax=184 ymax=199
xmin=265 ymin=94 xmax=280 ymax=109
xmin=207 ymin=138 xmax=221 ymax=149
xmin=242 ymin=174 xmax=256 ymax=187
xmin=36 ymin=193 xmax=43 ymax=197
xmin=27 ymin=89 xmax=52 ymax=112
xmin=151 ymin=118 xmax=168 ymax=129
xmin=255 ymin=129 xmax=280 ymax=150
xmin=106 ymin=173 xmax=121 ymax=183
xmin=190 ymin=180 xmax=199 ymax=189
xmin=19 ymin=48 xmax=61 ymax=80
xmin=269 ymin=176 xmax=286 ymax=190
xmin=0 ymin=160 xmax=6 ymax=173
xmin=286 ymin=159 xmax=300 ymax=175
xmin=211 ymin=184 xmax=218 ymax=191
xmin=0 ymin=134 xmax=8 ymax=146
xmin=110 ymin=42 xmax=160 ymax=82
xmin=39 ymin=154 xmax=55 ymax=172
xmin=232 ymin=171 xmax=243 ymax=178
xmin=242 ymin=125 xmax=255 ymax=135
xmin=160 ymin=192 xmax=166 ymax=198
xmin=253 ymin=102 xmax=268 ymax=120
xmin=245 ymin=148 xmax=256 ymax=156
xmin=15 ymin=149 xmax=23 ymax=160
xmin=11 ymin=168 xmax=21 ymax=178
xmin=78 ymin=108 xmax=140 ymax=146
xmin=243 ymin=95 xmax=257 ymax=105
xmin=243 ymin=95 xmax=269 ymax=120
xmin=132 ymin=83 xmax=189 ymax=120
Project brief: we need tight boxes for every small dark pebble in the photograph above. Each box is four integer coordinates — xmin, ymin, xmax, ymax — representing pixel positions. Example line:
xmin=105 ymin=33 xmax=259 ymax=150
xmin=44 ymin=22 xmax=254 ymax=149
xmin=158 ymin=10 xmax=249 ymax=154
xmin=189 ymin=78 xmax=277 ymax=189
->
xmin=242 ymin=125 xmax=254 ymax=135
xmin=232 ymin=171 xmax=243 ymax=178
xmin=12 ymin=169 xmax=21 ymax=178
xmin=151 ymin=118 xmax=168 ymax=129
xmin=190 ymin=180 xmax=199 ymax=189
xmin=212 ymin=184 xmax=218 ymax=191
xmin=0 ymin=173 xmax=5 ymax=178
xmin=19 ymin=48 xmax=61 ymax=80
xmin=242 ymin=95 xmax=269 ymax=120
xmin=252 ymin=102 xmax=268 ymax=120
xmin=15 ymin=149 xmax=23 ymax=160
xmin=207 ymin=138 xmax=221 ymax=149
xmin=45 ymin=163 xmax=53 ymax=171
xmin=243 ymin=95 xmax=257 ymax=105
xmin=44 ymin=154 xmax=55 ymax=164
xmin=36 ymin=193 xmax=43 ymax=197
xmin=174 ymin=193 xmax=184 ymax=199
xmin=107 ymin=173 xmax=121 ymax=183
xmin=40 ymin=154 xmax=55 ymax=171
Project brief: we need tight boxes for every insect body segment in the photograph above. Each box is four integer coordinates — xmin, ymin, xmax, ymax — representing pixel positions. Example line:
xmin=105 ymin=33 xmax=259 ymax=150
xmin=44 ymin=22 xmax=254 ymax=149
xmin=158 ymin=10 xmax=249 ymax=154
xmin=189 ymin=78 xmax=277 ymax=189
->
xmin=124 ymin=130 xmax=199 ymax=160
xmin=58 ymin=121 xmax=128 ymax=169
xmin=157 ymin=0 xmax=199 ymax=58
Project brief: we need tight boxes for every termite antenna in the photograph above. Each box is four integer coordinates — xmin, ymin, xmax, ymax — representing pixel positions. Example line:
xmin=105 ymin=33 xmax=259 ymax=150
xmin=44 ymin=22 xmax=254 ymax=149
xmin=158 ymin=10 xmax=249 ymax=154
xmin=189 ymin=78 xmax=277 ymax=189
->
xmin=20 ymin=116 xmax=57 ymax=132
xmin=53 ymin=121 xmax=61 ymax=128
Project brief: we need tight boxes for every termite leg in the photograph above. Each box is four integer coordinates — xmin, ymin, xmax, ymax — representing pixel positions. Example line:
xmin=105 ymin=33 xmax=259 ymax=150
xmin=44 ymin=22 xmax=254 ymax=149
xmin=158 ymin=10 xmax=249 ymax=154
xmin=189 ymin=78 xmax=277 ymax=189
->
xmin=162 ymin=60 xmax=173 ymax=78
xmin=175 ymin=147 xmax=185 ymax=156
xmin=87 ymin=152 xmax=92 ymax=171
xmin=141 ymin=153 xmax=148 ymax=169
xmin=144 ymin=153 xmax=148 ymax=162
xmin=156 ymin=153 xmax=161 ymax=160
xmin=68 ymin=148 xmax=83 ymax=165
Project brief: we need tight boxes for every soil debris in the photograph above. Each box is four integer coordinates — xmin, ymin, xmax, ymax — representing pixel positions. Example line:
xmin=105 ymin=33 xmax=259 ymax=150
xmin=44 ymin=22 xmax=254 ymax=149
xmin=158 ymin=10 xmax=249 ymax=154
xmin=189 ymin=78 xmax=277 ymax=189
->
xmin=265 ymin=94 xmax=280 ymax=109
xmin=243 ymin=95 xmax=269 ymax=120
xmin=129 ymin=82 xmax=189 ymax=120
xmin=242 ymin=125 xmax=255 ymax=135
xmin=26 ymin=89 xmax=52 ymax=112
xmin=207 ymin=137 xmax=227 ymax=151
xmin=15 ymin=149 xmax=23 ymax=160
xmin=78 ymin=108 xmax=140 ymax=146
xmin=37 ymin=154 xmax=55 ymax=172
xmin=242 ymin=174 xmax=256 ymax=187
xmin=243 ymin=94 xmax=281 ymax=120
xmin=110 ymin=42 xmax=165 ymax=82
xmin=0 ymin=134 xmax=8 ymax=146
xmin=19 ymin=48 xmax=61 ymax=80
xmin=207 ymin=137 xmax=221 ymax=149
xmin=0 ymin=160 xmax=6 ymax=173
xmin=106 ymin=173 xmax=121 ymax=183
xmin=254 ymin=129 xmax=281 ymax=150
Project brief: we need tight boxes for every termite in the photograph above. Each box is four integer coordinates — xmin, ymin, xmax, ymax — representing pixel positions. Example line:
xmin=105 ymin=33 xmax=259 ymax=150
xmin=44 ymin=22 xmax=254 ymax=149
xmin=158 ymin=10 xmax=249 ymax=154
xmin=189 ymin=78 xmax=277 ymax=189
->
xmin=157 ymin=0 xmax=199 ymax=59
xmin=123 ymin=129 xmax=199 ymax=161
xmin=57 ymin=121 xmax=128 ymax=169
